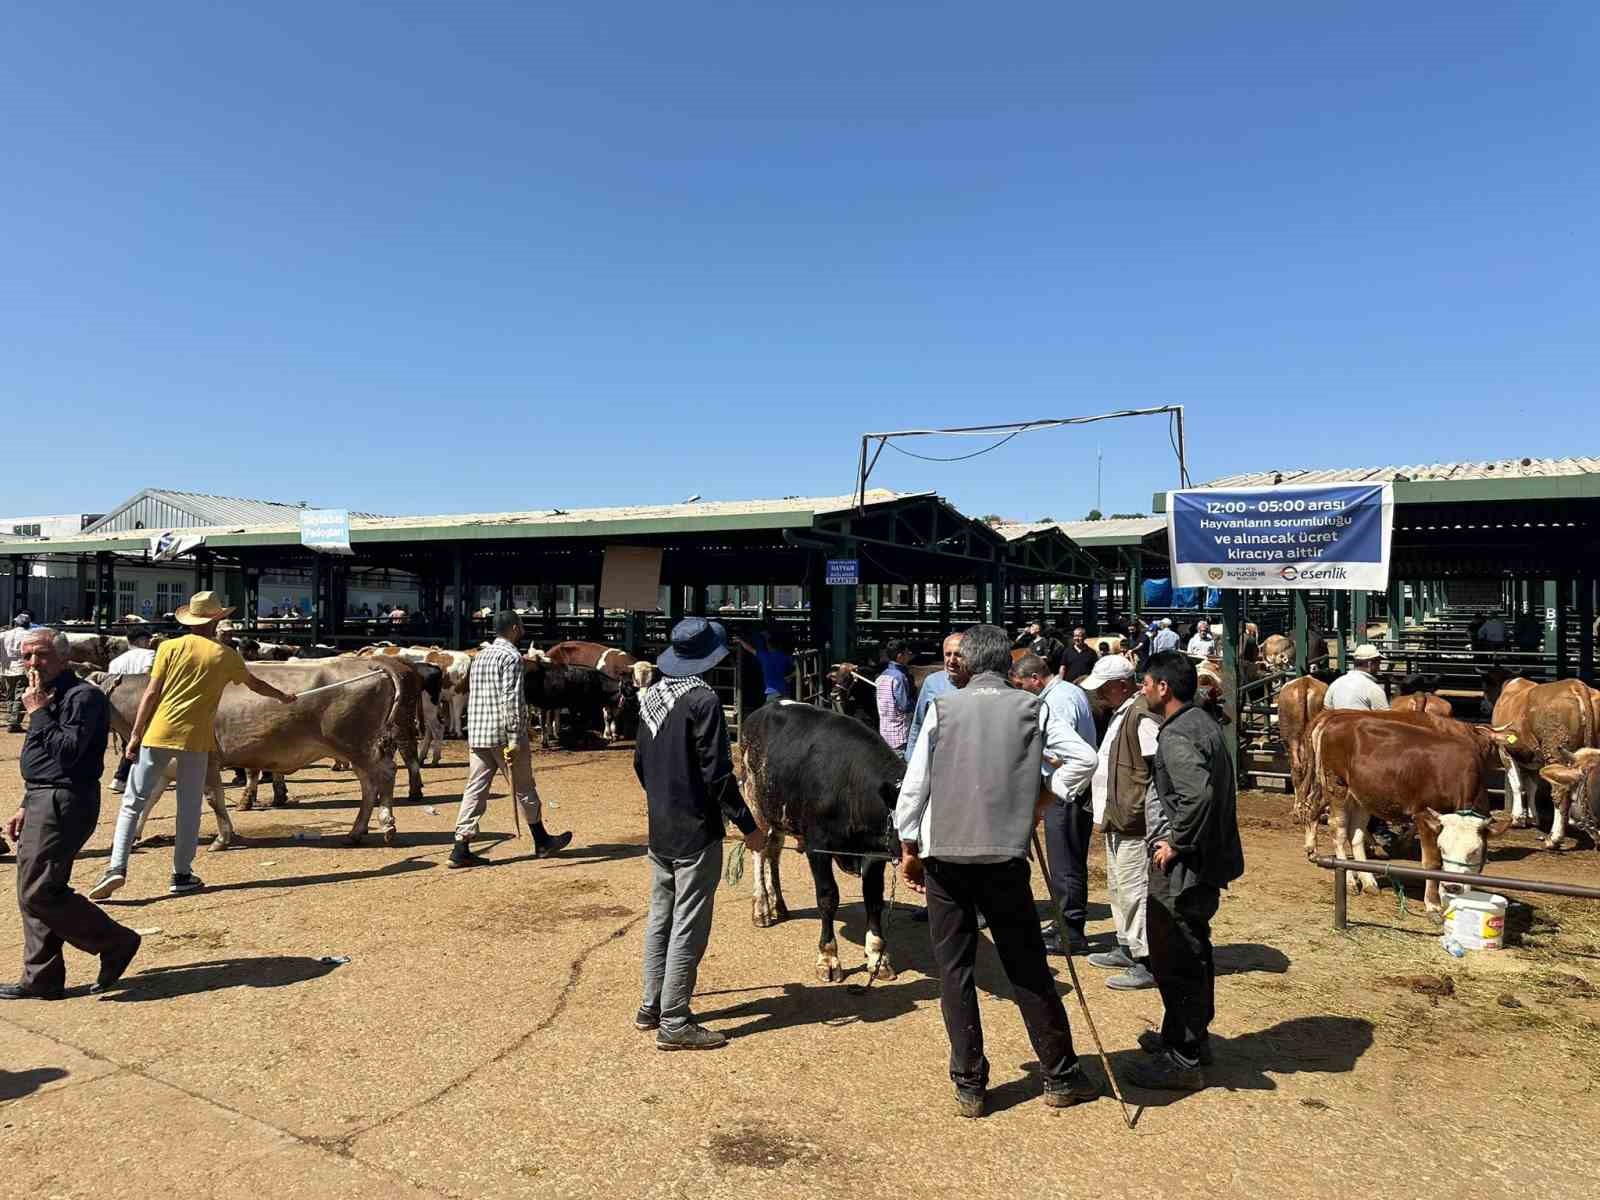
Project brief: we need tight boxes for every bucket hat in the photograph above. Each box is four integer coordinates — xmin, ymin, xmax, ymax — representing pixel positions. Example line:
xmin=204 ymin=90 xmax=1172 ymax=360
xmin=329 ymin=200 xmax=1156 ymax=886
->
xmin=658 ymin=617 xmax=729 ymax=677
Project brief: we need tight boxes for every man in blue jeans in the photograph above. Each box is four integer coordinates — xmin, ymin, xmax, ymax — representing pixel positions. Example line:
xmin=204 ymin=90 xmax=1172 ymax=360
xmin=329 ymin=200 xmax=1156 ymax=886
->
xmin=633 ymin=618 xmax=765 ymax=1050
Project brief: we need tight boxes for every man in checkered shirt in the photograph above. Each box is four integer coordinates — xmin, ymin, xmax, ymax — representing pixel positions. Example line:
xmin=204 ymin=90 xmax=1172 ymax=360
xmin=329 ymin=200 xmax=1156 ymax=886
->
xmin=451 ymin=610 xmax=572 ymax=868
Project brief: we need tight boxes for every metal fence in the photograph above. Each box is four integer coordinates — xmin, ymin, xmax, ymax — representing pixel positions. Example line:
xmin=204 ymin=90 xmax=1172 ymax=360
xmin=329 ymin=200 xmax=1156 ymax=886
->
xmin=1313 ymin=856 xmax=1600 ymax=931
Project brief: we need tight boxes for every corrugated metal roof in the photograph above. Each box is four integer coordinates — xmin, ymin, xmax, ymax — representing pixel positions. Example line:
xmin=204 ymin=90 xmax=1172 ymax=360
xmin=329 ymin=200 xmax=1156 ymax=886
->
xmin=994 ymin=517 xmax=1163 ymax=544
xmin=85 ymin=488 xmax=387 ymax=533
xmin=1203 ymin=457 xmax=1600 ymax=489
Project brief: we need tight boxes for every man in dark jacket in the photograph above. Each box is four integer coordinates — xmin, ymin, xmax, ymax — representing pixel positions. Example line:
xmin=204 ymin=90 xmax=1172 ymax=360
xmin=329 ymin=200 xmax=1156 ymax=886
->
xmin=633 ymin=617 xmax=765 ymax=1051
xmin=895 ymin=624 xmax=1100 ymax=1118
xmin=1131 ymin=651 xmax=1244 ymax=1089
xmin=3 ymin=629 xmax=141 ymax=999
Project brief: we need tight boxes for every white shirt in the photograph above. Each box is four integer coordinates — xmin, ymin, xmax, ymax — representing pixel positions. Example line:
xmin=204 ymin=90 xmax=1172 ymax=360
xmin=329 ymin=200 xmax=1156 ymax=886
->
xmin=108 ymin=646 xmax=157 ymax=675
xmin=1325 ymin=668 xmax=1389 ymax=711
xmin=1186 ymin=634 xmax=1216 ymax=656
xmin=1091 ymin=694 xmax=1162 ymax=825
xmin=1 ymin=626 xmax=31 ymax=676
xmin=1151 ymin=629 xmax=1179 ymax=654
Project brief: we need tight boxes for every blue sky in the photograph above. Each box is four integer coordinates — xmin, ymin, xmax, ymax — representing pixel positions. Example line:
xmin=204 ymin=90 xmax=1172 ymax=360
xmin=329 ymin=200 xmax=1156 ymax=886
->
xmin=4 ymin=4 xmax=1596 ymax=523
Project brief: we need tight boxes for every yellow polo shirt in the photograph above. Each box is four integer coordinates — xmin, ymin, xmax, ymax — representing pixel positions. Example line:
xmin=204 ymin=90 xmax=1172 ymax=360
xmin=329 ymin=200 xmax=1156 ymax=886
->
xmin=142 ymin=635 xmax=251 ymax=752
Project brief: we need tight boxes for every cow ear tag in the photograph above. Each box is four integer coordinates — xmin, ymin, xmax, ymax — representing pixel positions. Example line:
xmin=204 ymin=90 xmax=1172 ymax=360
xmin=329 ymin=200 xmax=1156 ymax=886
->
xmin=1506 ymin=734 xmax=1517 ymax=744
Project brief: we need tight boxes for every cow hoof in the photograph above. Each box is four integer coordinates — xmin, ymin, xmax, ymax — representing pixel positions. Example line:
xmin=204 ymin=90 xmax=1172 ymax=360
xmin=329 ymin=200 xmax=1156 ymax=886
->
xmin=1513 ymin=816 xmax=1534 ymax=829
xmin=208 ymin=836 xmax=232 ymax=851
xmin=816 ymin=956 xmax=843 ymax=984
xmin=343 ymin=834 xmax=364 ymax=848
xmin=751 ymin=903 xmax=781 ymax=929
xmin=868 ymin=957 xmax=896 ymax=982
xmin=382 ymin=828 xmax=397 ymax=846
xmin=1544 ymin=838 xmax=1564 ymax=851
xmin=238 ymin=800 xmax=256 ymax=812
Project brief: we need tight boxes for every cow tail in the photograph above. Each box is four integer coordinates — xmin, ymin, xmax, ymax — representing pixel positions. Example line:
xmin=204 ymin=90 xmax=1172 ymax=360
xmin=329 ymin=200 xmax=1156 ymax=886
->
xmin=1297 ymin=718 xmax=1327 ymax=826
xmin=377 ymin=670 xmax=404 ymax=760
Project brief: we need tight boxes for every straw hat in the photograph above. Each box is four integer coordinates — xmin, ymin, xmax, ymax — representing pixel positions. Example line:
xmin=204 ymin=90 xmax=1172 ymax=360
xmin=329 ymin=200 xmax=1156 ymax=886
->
xmin=1351 ymin=643 xmax=1382 ymax=662
xmin=175 ymin=590 xmax=236 ymax=626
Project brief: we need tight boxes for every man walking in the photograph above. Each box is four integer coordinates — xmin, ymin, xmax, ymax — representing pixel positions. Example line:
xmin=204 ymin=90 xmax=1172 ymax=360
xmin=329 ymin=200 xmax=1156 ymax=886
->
xmin=450 ymin=610 xmax=571 ymax=867
xmin=874 ymin=639 xmax=916 ymax=758
xmin=1131 ymin=651 xmax=1244 ymax=1089
xmin=1081 ymin=655 xmax=1159 ymax=990
xmin=105 ymin=627 xmax=157 ymax=795
xmin=1150 ymin=618 xmax=1179 ymax=655
xmin=634 ymin=618 xmax=765 ymax=1050
xmin=1012 ymin=653 xmax=1097 ymax=954
xmin=90 ymin=592 xmax=297 ymax=900
xmin=896 ymin=624 xmax=1100 ymax=1117
xmin=3 ymin=612 xmax=35 ymax=732
xmin=2 ymin=628 xmax=141 ymax=999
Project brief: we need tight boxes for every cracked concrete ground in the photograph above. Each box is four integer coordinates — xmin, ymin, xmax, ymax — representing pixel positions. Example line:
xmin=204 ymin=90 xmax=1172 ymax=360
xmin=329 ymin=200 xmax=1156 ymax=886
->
xmin=1 ymin=735 xmax=1597 ymax=1199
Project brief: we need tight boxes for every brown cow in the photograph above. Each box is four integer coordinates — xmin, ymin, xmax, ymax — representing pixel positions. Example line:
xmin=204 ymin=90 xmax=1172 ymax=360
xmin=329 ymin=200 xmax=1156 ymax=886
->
xmin=98 ymin=658 xmax=417 ymax=846
xmin=1491 ymin=677 xmax=1596 ymax=845
xmin=1260 ymin=634 xmax=1295 ymax=671
xmin=542 ymin=641 xmax=656 ymax=689
xmin=1306 ymin=710 xmax=1509 ymax=910
xmin=1278 ymin=675 xmax=1327 ymax=823
xmin=1393 ymin=673 xmax=1452 ymax=718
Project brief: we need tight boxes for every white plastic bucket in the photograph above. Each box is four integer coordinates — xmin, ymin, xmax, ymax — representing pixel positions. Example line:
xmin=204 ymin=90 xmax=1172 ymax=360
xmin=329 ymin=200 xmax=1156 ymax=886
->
xmin=1443 ymin=890 xmax=1507 ymax=951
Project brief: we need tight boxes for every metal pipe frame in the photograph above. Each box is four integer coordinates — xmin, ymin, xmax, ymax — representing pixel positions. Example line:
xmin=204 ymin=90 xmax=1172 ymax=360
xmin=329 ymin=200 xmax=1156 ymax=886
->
xmin=1314 ymin=855 xmax=1600 ymax=931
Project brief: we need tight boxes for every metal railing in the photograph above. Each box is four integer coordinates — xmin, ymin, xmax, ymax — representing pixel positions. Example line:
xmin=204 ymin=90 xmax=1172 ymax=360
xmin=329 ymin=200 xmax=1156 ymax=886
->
xmin=1313 ymin=856 xmax=1600 ymax=931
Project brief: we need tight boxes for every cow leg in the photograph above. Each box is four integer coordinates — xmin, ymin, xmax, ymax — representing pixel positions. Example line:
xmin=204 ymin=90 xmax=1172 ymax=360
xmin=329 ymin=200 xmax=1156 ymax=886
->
xmin=422 ymin=699 xmax=443 ymax=764
xmin=1546 ymin=781 xmax=1570 ymax=850
xmin=1498 ymin=749 xmax=1531 ymax=827
xmin=401 ymin=743 xmax=424 ymax=802
xmin=862 ymin=859 xmax=895 ymax=981
xmin=1418 ymin=818 xmax=1443 ymax=913
xmin=1328 ymin=786 xmax=1362 ymax=896
xmin=271 ymin=772 xmax=291 ymax=807
xmin=751 ymin=832 xmax=786 ymax=927
xmin=1347 ymin=801 xmax=1380 ymax=895
xmin=807 ymin=852 xmax=843 ymax=983
xmin=204 ymin=755 xmax=236 ymax=851
xmin=239 ymin=769 xmax=260 ymax=811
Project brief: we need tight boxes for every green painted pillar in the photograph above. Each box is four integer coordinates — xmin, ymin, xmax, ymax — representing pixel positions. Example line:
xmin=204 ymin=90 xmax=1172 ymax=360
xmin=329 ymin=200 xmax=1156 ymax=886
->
xmin=1543 ymin=578 xmax=1559 ymax=659
xmin=1579 ymin=579 xmax=1595 ymax=683
xmin=1352 ymin=591 xmax=1369 ymax=642
xmin=1386 ymin=577 xmax=1403 ymax=643
xmin=938 ymin=582 xmax=951 ymax=632
xmin=1082 ymin=576 xmax=1100 ymax=635
xmin=1220 ymin=589 xmax=1241 ymax=767
xmin=450 ymin=547 xmax=464 ymax=648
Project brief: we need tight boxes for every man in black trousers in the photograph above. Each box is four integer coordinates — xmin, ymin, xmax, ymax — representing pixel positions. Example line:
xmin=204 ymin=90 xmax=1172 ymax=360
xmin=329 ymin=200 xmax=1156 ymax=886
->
xmin=895 ymin=623 xmax=1099 ymax=1118
xmin=1131 ymin=650 xmax=1244 ymax=1089
xmin=2 ymin=628 xmax=140 ymax=1000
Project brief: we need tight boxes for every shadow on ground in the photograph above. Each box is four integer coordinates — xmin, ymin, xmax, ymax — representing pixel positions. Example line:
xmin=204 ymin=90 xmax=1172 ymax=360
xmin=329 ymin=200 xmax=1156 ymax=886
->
xmin=103 ymin=955 xmax=343 ymax=1002
xmin=1 ymin=1066 xmax=68 ymax=1101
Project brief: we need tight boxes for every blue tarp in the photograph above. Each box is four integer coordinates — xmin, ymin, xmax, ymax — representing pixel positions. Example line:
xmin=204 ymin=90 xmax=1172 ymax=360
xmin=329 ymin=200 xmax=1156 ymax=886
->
xmin=1141 ymin=578 xmax=1172 ymax=608
xmin=1142 ymin=577 xmax=1220 ymax=611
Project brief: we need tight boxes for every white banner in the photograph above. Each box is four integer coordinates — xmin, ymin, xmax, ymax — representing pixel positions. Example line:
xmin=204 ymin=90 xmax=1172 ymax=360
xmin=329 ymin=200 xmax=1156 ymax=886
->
xmin=149 ymin=531 xmax=206 ymax=563
xmin=300 ymin=509 xmax=354 ymax=556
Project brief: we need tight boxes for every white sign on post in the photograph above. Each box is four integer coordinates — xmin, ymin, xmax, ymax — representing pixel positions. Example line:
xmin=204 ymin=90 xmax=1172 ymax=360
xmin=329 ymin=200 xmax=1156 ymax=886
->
xmin=299 ymin=509 xmax=354 ymax=556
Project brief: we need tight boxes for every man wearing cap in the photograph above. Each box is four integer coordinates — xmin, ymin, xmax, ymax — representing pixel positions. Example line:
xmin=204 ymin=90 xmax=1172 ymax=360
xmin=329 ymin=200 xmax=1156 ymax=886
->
xmin=1185 ymin=620 xmax=1216 ymax=658
xmin=105 ymin=627 xmax=157 ymax=795
xmin=1325 ymin=644 xmax=1388 ymax=711
xmin=2 ymin=612 xmax=35 ymax=732
xmin=634 ymin=617 xmax=765 ymax=1050
xmin=450 ymin=610 xmax=571 ymax=868
xmin=1082 ymin=654 xmax=1160 ymax=990
xmin=89 ymin=592 xmax=297 ymax=899
xmin=1012 ymin=652 xmax=1098 ymax=954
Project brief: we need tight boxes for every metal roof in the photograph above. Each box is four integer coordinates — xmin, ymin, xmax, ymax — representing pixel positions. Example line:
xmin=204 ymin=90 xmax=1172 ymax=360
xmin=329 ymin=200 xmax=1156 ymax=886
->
xmin=84 ymin=488 xmax=387 ymax=534
xmin=0 ymin=489 xmax=922 ymax=555
xmin=994 ymin=517 xmax=1163 ymax=547
xmin=1203 ymin=458 xmax=1600 ymax=488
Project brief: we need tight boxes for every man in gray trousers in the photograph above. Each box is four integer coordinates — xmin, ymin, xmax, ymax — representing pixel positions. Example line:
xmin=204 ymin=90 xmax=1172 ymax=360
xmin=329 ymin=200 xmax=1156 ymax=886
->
xmin=633 ymin=618 xmax=765 ymax=1050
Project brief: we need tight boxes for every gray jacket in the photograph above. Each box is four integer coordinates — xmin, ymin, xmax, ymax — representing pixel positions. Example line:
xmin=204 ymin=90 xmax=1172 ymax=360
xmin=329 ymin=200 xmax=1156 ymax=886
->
xmin=894 ymin=670 xmax=1041 ymax=862
xmin=1146 ymin=704 xmax=1245 ymax=893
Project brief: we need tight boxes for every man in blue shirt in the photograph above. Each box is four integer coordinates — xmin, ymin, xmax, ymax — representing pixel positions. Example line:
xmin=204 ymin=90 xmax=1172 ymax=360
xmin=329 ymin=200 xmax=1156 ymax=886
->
xmin=907 ymin=632 xmax=967 ymax=756
xmin=1151 ymin=619 xmax=1180 ymax=655
xmin=733 ymin=626 xmax=795 ymax=704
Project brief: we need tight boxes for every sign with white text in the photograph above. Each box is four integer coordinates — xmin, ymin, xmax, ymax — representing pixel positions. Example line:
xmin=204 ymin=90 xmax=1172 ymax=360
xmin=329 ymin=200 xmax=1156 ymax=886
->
xmin=299 ymin=509 xmax=353 ymax=556
xmin=825 ymin=558 xmax=859 ymax=587
xmin=1166 ymin=484 xmax=1392 ymax=590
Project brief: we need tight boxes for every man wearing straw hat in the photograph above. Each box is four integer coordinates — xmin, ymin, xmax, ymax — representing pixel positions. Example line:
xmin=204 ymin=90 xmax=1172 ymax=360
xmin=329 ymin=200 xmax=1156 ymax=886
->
xmin=89 ymin=591 xmax=296 ymax=900
xmin=1324 ymin=643 xmax=1389 ymax=711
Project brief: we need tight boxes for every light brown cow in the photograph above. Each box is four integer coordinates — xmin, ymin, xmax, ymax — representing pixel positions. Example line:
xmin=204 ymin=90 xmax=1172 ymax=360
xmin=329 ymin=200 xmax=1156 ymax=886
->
xmin=1261 ymin=634 xmax=1295 ymax=671
xmin=542 ymin=640 xmax=656 ymax=689
xmin=1306 ymin=709 xmax=1510 ymax=910
xmin=98 ymin=658 xmax=417 ymax=846
xmin=1491 ymin=678 xmax=1596 ymax=846
xmin=1277 ymin=675 xmax=1327 ymax=823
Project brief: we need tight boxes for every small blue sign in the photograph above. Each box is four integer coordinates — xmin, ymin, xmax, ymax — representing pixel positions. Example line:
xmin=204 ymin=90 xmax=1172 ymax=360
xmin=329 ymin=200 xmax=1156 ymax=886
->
xmin=299 ymin=508 xmax=353 ymax=556
xmin=825 ymin=558 xmax=859 ymax=586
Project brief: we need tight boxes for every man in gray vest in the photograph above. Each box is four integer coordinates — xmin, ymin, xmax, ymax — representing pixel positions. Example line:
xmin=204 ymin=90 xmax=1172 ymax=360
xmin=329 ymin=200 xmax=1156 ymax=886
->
xmin=896 ymin=624 xmax=1099 ymax=1119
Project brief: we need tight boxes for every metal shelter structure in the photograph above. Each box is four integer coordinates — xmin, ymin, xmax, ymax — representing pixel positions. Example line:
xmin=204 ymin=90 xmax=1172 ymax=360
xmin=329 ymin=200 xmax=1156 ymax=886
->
xmin=0 ymin=489 xmax=1099 ymax=661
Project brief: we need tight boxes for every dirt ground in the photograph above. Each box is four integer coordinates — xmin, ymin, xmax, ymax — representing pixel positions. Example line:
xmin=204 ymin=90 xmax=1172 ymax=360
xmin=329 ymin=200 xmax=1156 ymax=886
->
xmin=2 ymin=734 xmax=1597 ymax=1200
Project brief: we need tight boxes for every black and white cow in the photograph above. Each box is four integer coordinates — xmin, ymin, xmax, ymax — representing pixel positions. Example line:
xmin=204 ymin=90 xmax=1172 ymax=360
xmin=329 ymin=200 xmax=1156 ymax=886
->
xmin=523 ymin=659 xmax=629 ymax=748
xmin=735 ymin=701 xmax=905 ymax=984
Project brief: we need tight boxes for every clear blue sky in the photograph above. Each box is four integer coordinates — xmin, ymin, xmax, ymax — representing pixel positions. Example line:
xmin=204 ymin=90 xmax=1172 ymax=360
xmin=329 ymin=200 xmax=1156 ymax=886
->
xmin=5 ymin=4 xmax=1596 ymax=523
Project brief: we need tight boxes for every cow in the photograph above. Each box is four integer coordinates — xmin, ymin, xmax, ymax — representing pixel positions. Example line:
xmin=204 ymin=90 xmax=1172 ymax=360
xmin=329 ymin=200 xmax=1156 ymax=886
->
xmin=1278 ymin=675 xmax=1328 ymax=823
xmin=1537 ymin=748 xmax=1600 ymax=838
xmin=1305 ymin=709 xmax=1510 ymax=910
xmin=97 ymin=658 xmax=418 ymax=846
xmin=523 ymin=658 xmax=627 ymax=748
xmin=237 ymin=639 xmax=297 ymax=661
xmin=827 ymin=662 xmax=879 ymax=728
xmin=362 ymin=644 xmax=475 ymax=738
xmin=64 ymin=633 xmax=129 ymax=671
xmin=1393 ymin=673 xmax=1452 ymax=718
xmin=1261 ymin=634 xmax=1295 ymax=671
xmin=734 ymin=701 xmax=903 ymax=983
xmin=1490 ymin=677 xmax=1597 ymax=845
xmin=543 ymin=640 xmax=657 ymax=690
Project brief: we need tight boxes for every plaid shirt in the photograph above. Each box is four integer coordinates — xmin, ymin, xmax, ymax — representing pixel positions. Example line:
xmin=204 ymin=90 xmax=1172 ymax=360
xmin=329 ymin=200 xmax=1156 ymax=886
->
xmin=466 ymin=638 xmax=526 ymax=749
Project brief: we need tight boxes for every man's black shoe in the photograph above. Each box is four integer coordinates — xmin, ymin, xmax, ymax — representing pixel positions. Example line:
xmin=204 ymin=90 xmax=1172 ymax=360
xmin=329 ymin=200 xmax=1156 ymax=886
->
xmin=634 ymin=1006 xmax=660 ymax=1031
xmin=0 ymin=982 xmax=63 ymax=1001
xmin=91 ymin=933 xmax=142 ymax=994
xmin=448 ymin=840 xmax=490 ymax=869
xmin=1137 ymin=1028 xmax=1214 ymax=1065
xmin=1042 ymin=1066 xmax=1100 ymax=1107
xmin=534 ymin=831 xmax=573 ymax=859
xmin=954 ymin=1087 xmax=985 ymax=1118
xmin=168 ymin=873 xmax=205 ymax=895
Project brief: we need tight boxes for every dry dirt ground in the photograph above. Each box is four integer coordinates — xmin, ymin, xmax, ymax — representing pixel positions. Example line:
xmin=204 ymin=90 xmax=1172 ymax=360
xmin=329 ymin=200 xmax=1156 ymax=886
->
xmin=2 ymin=733 xmax=1597 ymax=1200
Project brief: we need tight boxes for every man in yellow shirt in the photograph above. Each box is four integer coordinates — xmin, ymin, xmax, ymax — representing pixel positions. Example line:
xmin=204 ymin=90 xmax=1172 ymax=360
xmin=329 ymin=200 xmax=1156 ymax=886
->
xmin=90 ymin=592 xmax=294 ymax=899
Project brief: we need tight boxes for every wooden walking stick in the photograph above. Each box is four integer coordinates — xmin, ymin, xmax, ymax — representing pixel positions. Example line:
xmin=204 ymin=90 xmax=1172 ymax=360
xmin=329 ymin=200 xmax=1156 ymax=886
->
xmin=1031 ymin=827 xmax=1136 ymax=1129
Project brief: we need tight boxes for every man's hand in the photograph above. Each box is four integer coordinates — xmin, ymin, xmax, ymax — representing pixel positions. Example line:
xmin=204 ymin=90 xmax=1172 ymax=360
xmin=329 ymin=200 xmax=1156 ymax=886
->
xmin=1153 ymin=840 xmax=1178 ymax=871
xmin=4 ymin=806 xmax=22 ymax=842
xmin=900 ymin=845 xmax=926 ymax=894
xmin=742 ymin=827 xmax=766 ymax=853
xmin=277 ymin=689 xmax=296 ymax=705
xmin=21 ymin=667 xmax=45 ymax=713
xmin=124 ymin=738 xmax=141 ymax=764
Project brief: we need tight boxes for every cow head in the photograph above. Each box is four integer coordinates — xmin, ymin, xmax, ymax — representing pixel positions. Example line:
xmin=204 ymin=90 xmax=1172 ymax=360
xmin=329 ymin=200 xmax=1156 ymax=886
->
xmin=1419 ymin=807 xmax=1510 ymax=889
xmin=631 ymin=660 xmax=658 ymax=689
xmin=1539 ymin=747 xmax=1600 ymax=832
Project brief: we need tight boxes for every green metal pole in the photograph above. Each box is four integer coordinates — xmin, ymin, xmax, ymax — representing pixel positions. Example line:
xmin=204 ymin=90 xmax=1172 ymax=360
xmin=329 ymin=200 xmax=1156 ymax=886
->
xmin=1220 ymin=589 xmax=1241 ymax=768
xmin=1543 ymin=578 xmax=1558 ymax=659
xmin=1292 ymin=590 xmax=1309 ymax=674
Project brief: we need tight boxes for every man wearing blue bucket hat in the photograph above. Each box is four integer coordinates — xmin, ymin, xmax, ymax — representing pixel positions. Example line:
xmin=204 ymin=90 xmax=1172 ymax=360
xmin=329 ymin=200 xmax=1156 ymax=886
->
xmin=634 ymin=617 xmax=766 ymax=1050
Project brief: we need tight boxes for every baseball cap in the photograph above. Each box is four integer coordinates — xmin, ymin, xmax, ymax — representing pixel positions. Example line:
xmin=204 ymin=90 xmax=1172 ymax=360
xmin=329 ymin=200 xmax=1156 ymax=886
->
xmin=1081 ymin=654 xmax=1136 ymax=691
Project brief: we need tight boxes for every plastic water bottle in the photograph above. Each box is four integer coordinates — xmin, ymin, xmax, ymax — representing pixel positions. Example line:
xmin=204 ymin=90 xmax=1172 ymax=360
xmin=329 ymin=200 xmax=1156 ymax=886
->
xmin=1440 ymin=934 xmax=1466 ymax=958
